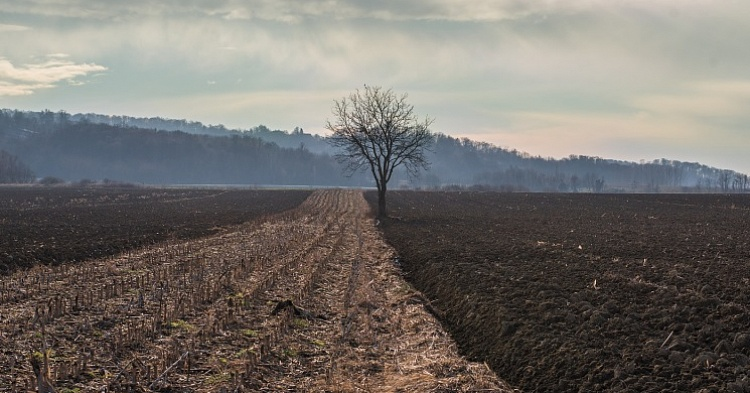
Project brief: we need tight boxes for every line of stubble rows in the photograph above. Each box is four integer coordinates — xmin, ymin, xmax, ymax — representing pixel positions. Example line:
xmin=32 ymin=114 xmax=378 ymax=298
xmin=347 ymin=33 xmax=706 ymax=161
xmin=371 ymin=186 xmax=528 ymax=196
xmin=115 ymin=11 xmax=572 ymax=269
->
xmin=0 ymin=190 xmax=355 ymax=390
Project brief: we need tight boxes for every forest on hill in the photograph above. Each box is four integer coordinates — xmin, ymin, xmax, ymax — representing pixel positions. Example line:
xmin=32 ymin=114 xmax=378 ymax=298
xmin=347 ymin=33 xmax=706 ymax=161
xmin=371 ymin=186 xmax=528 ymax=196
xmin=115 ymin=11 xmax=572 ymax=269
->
xmin=0 ymin=109 xmax=746 ymax=192
xmin=0 ymin=110 xmax=358 ymax=186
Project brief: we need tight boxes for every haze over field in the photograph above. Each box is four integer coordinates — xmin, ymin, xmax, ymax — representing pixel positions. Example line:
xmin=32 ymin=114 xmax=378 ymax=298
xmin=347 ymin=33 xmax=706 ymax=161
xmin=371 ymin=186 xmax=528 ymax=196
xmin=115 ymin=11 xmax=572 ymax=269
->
xmin=1 ymin=1 xmax=749 ymax=172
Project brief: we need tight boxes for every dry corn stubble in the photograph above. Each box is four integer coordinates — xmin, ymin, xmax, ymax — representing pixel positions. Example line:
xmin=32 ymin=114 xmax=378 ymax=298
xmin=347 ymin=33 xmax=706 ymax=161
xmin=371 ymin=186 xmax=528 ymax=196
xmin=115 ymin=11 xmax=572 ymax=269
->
xmin=0 ymin=189 xmax=514 ymax=392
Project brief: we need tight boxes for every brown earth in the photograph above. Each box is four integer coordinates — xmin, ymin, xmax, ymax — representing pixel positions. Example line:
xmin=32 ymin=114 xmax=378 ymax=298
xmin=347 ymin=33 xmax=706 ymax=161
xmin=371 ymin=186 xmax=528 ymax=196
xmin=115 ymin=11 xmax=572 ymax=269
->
xmin=369 ymin=191 xmax=750 ymax=393
xmin=0 ymin=189 xmax=513 ymax=392
xmin=0 ymin=187 xmax=312 ymax=274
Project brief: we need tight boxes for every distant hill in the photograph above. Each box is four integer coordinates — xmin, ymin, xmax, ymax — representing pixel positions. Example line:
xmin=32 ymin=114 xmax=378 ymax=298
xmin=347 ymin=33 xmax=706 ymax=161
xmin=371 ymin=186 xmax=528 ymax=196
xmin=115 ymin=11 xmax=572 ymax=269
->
xmin=70 ymin=112 xmax=335 ymax=154
xmin=424 ymin=135 xmax=744 ymax=193
xmin=0 ymin=109 xmax=362 ymax=186
xmin=0 ymin=108 xmax=746 ymax=192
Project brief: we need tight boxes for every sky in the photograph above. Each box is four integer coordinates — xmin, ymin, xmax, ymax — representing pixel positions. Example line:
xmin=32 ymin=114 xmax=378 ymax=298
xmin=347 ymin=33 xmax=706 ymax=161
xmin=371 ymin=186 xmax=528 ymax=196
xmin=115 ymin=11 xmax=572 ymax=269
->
xmin=1 ymin=0 xmax=749 ymax=173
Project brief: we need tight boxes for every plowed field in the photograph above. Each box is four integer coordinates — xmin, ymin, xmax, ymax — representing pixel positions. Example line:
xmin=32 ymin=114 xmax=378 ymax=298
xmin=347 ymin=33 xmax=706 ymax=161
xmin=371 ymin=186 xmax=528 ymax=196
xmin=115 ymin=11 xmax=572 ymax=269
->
xmin=0 ymin=189 xmax=511 ymax=392
xmin=0 ymin=187 xmax=312 ymax=273
xmin=370 ymin=191 xmax=750 ymax=392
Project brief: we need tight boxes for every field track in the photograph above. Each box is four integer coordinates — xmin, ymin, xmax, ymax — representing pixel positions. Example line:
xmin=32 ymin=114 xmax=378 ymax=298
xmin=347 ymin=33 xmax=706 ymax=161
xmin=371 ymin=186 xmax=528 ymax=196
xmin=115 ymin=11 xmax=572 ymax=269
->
xmin=0 ymin=189 xmax=512 ymax=392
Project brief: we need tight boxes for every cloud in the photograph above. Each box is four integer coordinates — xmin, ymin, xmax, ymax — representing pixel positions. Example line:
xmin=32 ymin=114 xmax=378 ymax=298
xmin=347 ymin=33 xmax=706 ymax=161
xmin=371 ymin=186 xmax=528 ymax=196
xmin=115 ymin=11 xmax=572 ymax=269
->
xmin=0 ymin=56 xmax=107 ymax=96
xmin=138 ymin=89 xmax=350 ymax=129
xmin=4 ymin=1 xmax=748 ymax=83
xmin=0 ymin=23 xmax=30 ymax=32
xmin=1 ymin=0 xmax=735 ymax=22
xmin=0 ymin=0 xmax=477 ymax=22
xmin=631 ymin=80 xmax=750 ymax=120
xmin=469 ymin=109 xmax=710 ymax=166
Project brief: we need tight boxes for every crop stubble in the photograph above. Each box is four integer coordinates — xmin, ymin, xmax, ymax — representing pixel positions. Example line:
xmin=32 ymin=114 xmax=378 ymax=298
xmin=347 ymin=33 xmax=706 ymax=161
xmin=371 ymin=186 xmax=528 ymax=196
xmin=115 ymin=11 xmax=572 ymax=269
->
xmin=0 ymin=189 xmax=511 ymax=392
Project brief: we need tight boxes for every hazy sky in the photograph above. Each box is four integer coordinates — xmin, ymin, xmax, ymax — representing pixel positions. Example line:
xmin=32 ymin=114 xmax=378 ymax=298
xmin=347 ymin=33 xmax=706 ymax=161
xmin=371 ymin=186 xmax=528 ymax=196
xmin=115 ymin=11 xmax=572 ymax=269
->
xmin=1 ymin=1 xmax=749 ymax=172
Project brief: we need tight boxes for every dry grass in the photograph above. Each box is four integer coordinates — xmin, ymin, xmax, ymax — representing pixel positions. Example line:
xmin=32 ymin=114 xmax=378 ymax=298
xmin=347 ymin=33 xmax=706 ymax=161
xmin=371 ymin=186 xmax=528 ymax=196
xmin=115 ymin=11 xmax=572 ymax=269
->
xmin=0 ymin=190 xmax=515 ymax=392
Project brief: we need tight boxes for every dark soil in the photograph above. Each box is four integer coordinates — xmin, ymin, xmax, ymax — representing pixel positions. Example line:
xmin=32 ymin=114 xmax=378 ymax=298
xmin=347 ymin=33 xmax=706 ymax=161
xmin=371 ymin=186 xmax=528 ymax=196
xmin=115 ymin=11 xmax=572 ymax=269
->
xmin=368 ymin=191 xmax=750 ymax=393
xmin=0 ymin=190 xmax=509 ymax=392
xmin=0 ymin=186 xmax=311 ymax=274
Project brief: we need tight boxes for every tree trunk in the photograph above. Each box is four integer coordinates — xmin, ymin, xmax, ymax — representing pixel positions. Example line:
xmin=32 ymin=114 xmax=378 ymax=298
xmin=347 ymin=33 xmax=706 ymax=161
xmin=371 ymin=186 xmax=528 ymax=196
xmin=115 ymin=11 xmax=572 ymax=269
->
xmin=377 ymin=185 xmax=387 ymax=218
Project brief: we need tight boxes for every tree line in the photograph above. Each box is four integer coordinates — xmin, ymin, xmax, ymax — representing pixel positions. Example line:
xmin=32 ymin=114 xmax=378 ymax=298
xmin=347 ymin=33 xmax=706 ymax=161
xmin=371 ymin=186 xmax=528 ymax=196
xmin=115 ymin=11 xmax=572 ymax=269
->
xmin=0 ymin=108 xmax=746 ymax=192
xmin=0 ymin=109 xmax=366 ymax=186
xmin=0 ymin=149 xmax=34 ymax=183
xmin=417 ymin=136 xmax=747 ymax=193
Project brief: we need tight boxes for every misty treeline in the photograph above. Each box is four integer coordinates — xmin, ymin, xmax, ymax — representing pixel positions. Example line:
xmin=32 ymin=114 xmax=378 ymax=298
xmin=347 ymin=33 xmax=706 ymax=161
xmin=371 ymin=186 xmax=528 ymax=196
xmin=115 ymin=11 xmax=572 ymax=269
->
xmin=0 ymin=149 xmax=34 ymax=183
xmin=0 ymin=108 xmax=746 ymax=192
xmin=72 ymin=112 xmax=335 ymax=154
xmin=0 ymin=109 xmax=361 ymax=186
xmin=426 ymin=137 xmax=746 ymax=192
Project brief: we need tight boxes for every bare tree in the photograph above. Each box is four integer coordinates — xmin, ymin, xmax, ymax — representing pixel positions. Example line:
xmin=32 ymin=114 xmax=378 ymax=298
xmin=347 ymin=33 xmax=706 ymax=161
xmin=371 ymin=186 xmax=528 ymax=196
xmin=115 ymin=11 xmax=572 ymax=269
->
xmin=719 ymin=170 xmax=732 ymax=192
xmin=327 ymin=86 xmax=434 ymax=217
xmin=0 ymin=150 xmax=35 ymax=184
